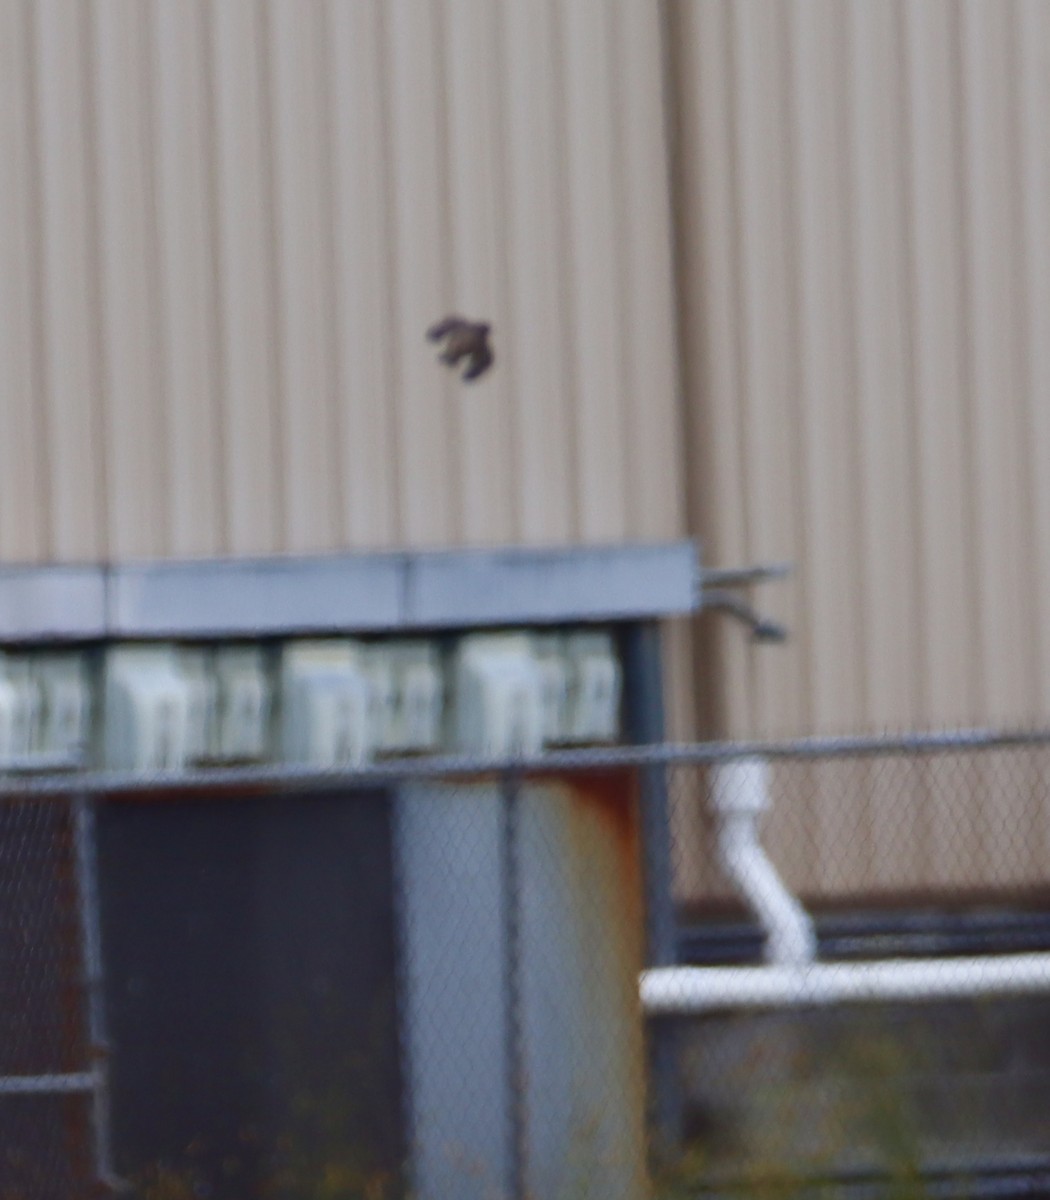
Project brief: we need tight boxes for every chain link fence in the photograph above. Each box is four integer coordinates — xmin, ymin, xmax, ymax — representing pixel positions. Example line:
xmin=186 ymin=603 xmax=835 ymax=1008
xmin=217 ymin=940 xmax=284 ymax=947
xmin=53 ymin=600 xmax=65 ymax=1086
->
xmin=661 ymin=733 xmax=1050 ymax=1198
xmin=0 ymin=791 xmax=98 ymax=1200
xmin=2 ymin=731 xmax=1050 ymax=1198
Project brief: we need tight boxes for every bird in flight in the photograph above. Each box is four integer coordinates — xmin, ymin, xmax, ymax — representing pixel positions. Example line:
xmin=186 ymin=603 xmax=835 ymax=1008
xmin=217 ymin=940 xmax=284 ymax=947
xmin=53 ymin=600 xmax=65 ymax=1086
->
xmin=426 ymin=315 xmax=494 ymax=382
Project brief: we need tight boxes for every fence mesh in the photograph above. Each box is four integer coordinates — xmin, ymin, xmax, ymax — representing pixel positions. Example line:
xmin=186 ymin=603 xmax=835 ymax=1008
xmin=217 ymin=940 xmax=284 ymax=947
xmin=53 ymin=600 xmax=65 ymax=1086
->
xmin=2 ymin=733 xmax=1050 ymax=1198
xmin=662 ymin=742 xmax=1050 ymax=1196
xmin=0 ymin=794 xmax=94 ymax=1200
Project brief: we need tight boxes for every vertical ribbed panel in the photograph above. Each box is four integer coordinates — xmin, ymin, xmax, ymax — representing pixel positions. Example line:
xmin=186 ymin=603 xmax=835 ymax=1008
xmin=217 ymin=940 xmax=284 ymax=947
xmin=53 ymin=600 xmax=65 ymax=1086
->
xmin=444 ymin=0 xmax=515 ymax=544
xmin=153 ymin=0 xmax=224 ymax=557
xmin=848 ymin=0 xmax=919 ymax=731
xmin=959 ymin=0 xmax=1036 ymax=727
xmin=33 ymin=0 xmax=107 ymax=560
xmin=615 ymin=0 xmax=685 ymax=543
xmin=385 ymin=0 xmax=457 ymax=548
xmin=670 ymin=0 xmax=1050 ymax=738
xmin=502 ymin=0 xmax=575 ymax=544
xmin=267 ymin=0 xmax=342 ymax=551
xmin=902 ymin=0 xmax=978 ymax=727
xmin=93 ymin=0 xmax=167 ymax=558
xmin=790 ymin=0 xmax=865 ymax=734
xmin=327 ymin=0 xmax=398 ymax=547
xmin=209 ymin=0 xmax=282 ymax=554
xmin=562 ymin=1 xmax=628 ymax=541
xmin=0 ymin=0 xmax=46 ymax=560
xmin=0 ymin=0 xmax=682 ymax=561
xmin=669 ymin=0 xmax=1050 ymax=902
xmin=1018 ymin=0 xmax=1050 ymax=716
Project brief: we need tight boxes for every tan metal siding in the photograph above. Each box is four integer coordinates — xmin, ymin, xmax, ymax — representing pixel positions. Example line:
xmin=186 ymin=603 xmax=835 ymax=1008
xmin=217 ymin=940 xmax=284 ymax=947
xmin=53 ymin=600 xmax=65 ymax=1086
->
xmin=562 ymin=1 xmax=629 ymax=542
xmin=615 ymin=0 xmax=685 ymax=543
xmin=445 ymin=0 xmax=516 ymax=545
xmin=670 ymin=0 xmax=1050 ymax=739
xmin=902 ymin=0 xmax=978 ymax=727
xmin=33 ymin=0 xmax=108 ymax=560
xmin=850 ymin=0 xmax=920 ymax=732
xmin=503 ymin=0 xmax=576 ymax=544
xmin=153 ymin=0 xmax=225 ymax=557
xmin=269 ymin=0 xmax=343 ymax=551
xmin=0 ymin=0 xmax=682 ymax=562
xmin=328 ymin=0 xmax=399 ymax=549
xmin=669 ymin=0 xmax=1050 ymax=906
xmin=0 ymin=0 xmax=47 ymax=561
xmin=94 ymin=0 xmax=169 ymax=558
xmin=1019 ymin=0 xmax=1050 ymax=719
xmin=211 ymin=0 xmax=283 ymax=554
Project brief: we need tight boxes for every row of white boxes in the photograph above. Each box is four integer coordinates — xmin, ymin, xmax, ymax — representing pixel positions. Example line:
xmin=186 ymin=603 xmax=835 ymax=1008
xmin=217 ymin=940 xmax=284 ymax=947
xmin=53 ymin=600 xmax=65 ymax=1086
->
xmin=0 ymin=631 xmax=622 ymax=772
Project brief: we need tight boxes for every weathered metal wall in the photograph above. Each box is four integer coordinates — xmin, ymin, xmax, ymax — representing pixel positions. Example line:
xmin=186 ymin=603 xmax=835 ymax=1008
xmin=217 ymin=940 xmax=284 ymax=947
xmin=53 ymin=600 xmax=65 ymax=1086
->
xmin=669 ymin=0 xmax=1050 ymax=740
xmin=396 ymin=773 xmax=647 ymax=1200
xmin=0 ymin=0 xmax=683 ymax=561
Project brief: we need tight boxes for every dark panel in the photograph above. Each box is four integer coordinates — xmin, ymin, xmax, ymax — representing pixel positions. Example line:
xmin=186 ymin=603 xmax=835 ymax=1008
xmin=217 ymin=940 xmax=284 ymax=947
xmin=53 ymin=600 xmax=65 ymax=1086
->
xmin=0 ymin=796 xmax=86 ymax=1077
xmin=97 ymin=791 xmax=403 ymax=1199
xmin=0 ymin=796 xmax=94 ymax=1197
xmin=0 ymin=1094 xmax=92 ymax=1200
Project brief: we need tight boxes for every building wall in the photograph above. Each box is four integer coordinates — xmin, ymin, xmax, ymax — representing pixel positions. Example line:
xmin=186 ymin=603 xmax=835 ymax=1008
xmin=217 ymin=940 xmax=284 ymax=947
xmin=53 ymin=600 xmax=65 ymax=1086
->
xmin=670 ymin=0 xmax=1050 ymax=740
xmin=668 ymin=0 xmax=1050 ymax=905
xmin=0 ymin=0 xmax=684 ymax=562
xmin=5 ymin=0 xmax=1050 ymax=734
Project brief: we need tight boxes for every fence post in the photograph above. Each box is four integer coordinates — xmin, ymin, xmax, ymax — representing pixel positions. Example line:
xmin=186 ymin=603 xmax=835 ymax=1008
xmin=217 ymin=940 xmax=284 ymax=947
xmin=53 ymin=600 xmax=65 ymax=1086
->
xmin=72 ymin=792 xmax=116 ymax=1190
xmin=500 ymin=768 xmax=526 ymax=1200
xmin=620 ymin=622 xmax=682 ymax=1164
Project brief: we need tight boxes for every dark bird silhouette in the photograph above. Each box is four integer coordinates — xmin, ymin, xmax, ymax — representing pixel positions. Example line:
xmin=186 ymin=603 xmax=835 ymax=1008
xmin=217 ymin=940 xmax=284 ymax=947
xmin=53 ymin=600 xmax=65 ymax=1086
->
xmin=427 ymin=315 xmax=494 ymax=382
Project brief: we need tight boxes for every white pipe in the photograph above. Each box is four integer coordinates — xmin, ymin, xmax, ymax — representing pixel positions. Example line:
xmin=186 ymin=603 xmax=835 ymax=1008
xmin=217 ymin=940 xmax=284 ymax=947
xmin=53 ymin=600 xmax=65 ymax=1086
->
xmin=640 ymin=953 xmax=1050 ymax=1014
xmin=712 ymin=758 xmax=816 ymax=965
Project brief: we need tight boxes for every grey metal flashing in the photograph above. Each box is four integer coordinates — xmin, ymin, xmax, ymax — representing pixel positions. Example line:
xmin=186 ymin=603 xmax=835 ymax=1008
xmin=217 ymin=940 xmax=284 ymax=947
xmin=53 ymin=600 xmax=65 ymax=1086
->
xmin=405 ymin=542 xmax=698 ymax=628
xmin=0 ymin=542 xmax=698 ymax=642
xmin=107 ymin=554 xmax=406 ymax=638
xmin=0 ymin=566 xmax=106 ymax=642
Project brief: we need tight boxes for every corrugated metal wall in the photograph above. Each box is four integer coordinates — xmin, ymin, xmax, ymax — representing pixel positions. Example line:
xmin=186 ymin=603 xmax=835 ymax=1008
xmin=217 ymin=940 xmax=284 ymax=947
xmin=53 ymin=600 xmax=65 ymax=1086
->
xmin=668 ymin=0 xmax=1050 ymax=905
xmin=0 ymin=0 xmax=683 ymax=562
xmin=670 ymin=0 xmax=1050 ymax=740
xmin=7 ymin=0 xmax=1050 ymax=763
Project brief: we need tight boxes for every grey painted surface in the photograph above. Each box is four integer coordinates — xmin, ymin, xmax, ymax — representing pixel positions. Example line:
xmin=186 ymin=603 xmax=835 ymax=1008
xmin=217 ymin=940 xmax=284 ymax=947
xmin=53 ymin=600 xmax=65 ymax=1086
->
xmin=0 ymin=543 xmax=698 ymax=642
xmin=107 ymin=555 xmax=405 ymax=637
xmin=396 ymin=783 xmax=510 ymax=1200
xmin=518 ymin=785 xmax=647 ymax=1200
xmin=0 ymin=567 xmax=106 ymax=641
xmin=405 ymin=543 xmax=697 ymax=628
xmin=395 ymin=780 xmax=646 ymax=1200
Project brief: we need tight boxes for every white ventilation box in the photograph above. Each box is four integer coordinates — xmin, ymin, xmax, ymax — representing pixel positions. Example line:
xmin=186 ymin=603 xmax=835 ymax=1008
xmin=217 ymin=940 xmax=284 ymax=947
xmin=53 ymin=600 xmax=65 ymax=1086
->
xmin=399 ymin=645 xmax=444 ymax=751
xmin=280 ymin=641 xmax=373 ymax=767
xmin=452 ymin=634 xmax=545 ymax=757
xmin=103 ymin=646 xmax=198 ymax=771
xmin=364 ymin=647 xmax=397 ymax=750
xmin=563 ymin=631 xmax=622 ymax=744
xmin=531 ymin=634 xmax=571 ymax=745
xmin=32 ymin=654 xmax=91 ymax=760
xmin=366 ymin=642 xmax=443 ymax=754
xmin=0 ymin=677 xmax=24 ymax=762
xmin=178 ymin=649 xmax=220 ymax=763
xmin=0 ymin=656 xmax=40 ymax=761
xmin=213 ymin=646 xmax=271 ymax=762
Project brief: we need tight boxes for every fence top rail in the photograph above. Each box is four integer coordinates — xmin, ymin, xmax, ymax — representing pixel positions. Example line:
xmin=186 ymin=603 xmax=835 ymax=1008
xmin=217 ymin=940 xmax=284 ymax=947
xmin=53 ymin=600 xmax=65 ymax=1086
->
xmin=1 ymin=727 xmax=1049 ymax=798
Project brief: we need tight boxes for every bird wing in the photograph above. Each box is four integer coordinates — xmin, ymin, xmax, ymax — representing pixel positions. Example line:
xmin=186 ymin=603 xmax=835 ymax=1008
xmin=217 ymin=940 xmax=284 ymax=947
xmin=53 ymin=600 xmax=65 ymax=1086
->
xmin=461 ymin=342 xmax=494 ymax=381
xmin=426 ymin=315 xmax=466 ymax=342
